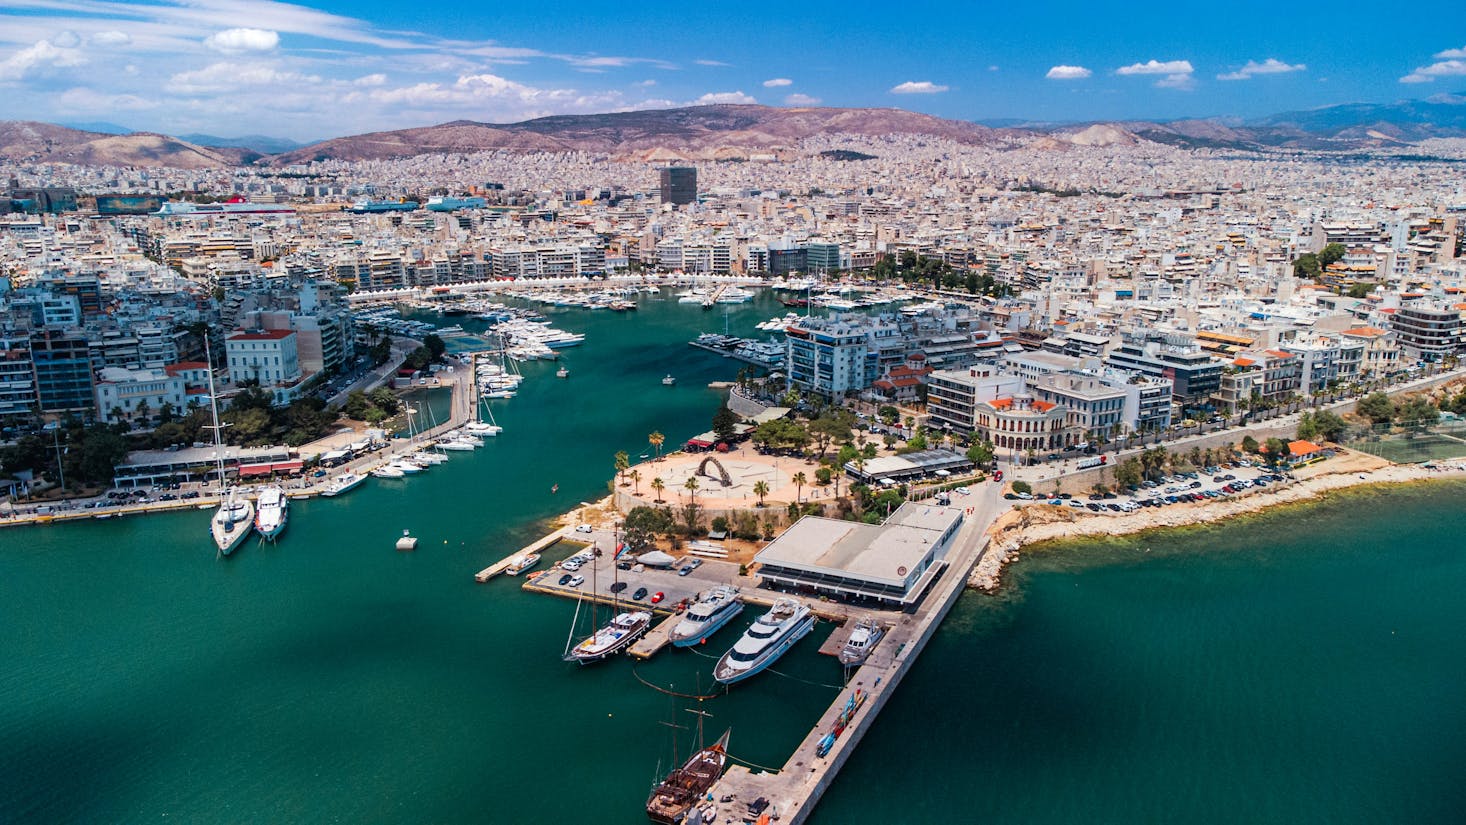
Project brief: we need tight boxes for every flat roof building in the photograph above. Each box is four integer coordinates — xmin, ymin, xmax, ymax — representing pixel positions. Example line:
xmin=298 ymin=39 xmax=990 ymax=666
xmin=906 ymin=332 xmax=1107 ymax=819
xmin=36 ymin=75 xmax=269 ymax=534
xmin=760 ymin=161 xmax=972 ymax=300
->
xmin=754 ymin=501 xmax=964 ymax=607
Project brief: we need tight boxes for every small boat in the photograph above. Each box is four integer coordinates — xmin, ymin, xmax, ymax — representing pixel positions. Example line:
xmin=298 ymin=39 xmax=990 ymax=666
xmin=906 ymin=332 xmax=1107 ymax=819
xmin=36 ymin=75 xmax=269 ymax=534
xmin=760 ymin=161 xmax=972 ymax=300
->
xmin=395 ymin=529 xmax=418 ymax=551
xmin=436 ymin=439 xmax=476 ymax=451
xmin=646 ymin=728 xmax=732 ymax=825
xmin=465 ymin=421 xmax=502 ymax=435
xmin=838 ymin=616 xmax=886 ymax=667
xmin=713 ymin=598 xmax=815 ymax=684
xmin=506 ymin=552 xmax=541 ymax=575
xmin=410 ymin=451 xmax=447 ymax=465
xmin=391 ymin=458 xmax=425 ymax=474
xmin=556 ymin=366 xmax=569 ymax=378
xmin=670 ymin=585 xmax=743 ymax=647
xmin=662 ymin=375 xmax=676 ymax=386
xmin=371 ymin=465 xmax=406 ymax=478
xmin=567 ymin=610 xmax=652 ymax=663
xmin=253 ymin=485 xmax=289 ymax=542
xmin=321 ymin=472 xmax=367 ymax=497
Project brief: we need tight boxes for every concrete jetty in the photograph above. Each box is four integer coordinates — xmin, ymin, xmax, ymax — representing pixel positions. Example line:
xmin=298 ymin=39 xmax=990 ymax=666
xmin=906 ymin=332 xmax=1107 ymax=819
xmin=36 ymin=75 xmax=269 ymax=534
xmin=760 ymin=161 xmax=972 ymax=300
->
xmin=475 ymin=526 xmax=568 ymax=582
xmin=703 ymin=488 xmax=1003 ymax=824
xmin=629 ymin=612 xmax=683 ymax=659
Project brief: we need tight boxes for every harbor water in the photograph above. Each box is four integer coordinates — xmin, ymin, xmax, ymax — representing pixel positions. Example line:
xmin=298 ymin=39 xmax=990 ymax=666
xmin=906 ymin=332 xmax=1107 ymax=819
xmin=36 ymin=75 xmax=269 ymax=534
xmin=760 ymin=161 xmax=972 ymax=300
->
xmin=4 ymin=290 xmax=1465 ymax=823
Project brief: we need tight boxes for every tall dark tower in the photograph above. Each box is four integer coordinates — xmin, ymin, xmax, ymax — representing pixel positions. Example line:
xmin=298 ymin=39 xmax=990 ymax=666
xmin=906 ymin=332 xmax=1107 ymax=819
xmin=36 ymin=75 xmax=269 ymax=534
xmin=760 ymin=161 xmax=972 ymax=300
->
xmin=658 ymin=166 xmax=697 ymax=206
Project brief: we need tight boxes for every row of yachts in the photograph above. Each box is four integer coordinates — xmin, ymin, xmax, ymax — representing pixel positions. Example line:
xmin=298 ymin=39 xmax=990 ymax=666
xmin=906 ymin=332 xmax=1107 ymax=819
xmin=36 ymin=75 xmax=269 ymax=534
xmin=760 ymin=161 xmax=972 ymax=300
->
xmin=565 ymin=584 xmax=886 ymax=684
xmin=208 ymin=484 xmax=289 ymax=555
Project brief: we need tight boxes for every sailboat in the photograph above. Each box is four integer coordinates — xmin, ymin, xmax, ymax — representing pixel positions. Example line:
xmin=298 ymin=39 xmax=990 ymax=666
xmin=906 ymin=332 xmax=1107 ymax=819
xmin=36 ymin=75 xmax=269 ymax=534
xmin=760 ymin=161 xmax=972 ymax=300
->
xmin=646 ymin=711 xmax=731 ymax=825
xmin=466 ymin=350 xmax=504 ymax=435
xmin=203 ymin=336 xmax=253 ymax=557
xmin=564 ymin=538 xmax=649 ymax=664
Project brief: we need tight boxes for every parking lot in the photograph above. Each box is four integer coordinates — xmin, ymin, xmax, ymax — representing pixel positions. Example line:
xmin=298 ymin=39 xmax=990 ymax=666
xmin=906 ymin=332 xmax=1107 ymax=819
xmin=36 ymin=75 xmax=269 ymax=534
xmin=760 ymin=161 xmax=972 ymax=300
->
xmin=1010 ymin=461 xmax=1294 ymax=514
xmin=526 ymin=526 xmax=746 ymax=616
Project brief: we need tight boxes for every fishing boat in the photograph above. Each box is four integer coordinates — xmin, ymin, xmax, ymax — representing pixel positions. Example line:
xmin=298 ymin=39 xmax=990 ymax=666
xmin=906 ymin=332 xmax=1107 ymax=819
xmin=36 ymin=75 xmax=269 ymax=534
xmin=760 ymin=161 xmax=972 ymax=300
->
xmin=321 ymin=472 xmax=367 ymax=497
xmin=202 ymin=336 xmax=254 ymax=556
xmin=838 ymin=616 xmax=886 ymax=667
xmin=712 ymin=598 xmax=814 ymax=684
xmin=669 ymin=585 xmax=743 ymax=647
xmin=505 ymin=552 xmax=541 ymax=575
xmin=647 ymin=720 xmax=731 ymax=825
xmin=662 ymin=375 xmax=676 ymax=386
xmin=253 ymin=485 xmax=289 ymax=542
xmin=556 ymin=366 xmax=569 ymax=378
xmin=566 ymin=610 xmax=651 ymax=663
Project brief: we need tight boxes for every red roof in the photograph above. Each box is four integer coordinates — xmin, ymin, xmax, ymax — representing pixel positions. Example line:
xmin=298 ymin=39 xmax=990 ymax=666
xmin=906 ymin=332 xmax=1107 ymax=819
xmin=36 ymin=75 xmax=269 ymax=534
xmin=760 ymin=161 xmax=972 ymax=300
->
xmin=1031 ymin=400 xmax=1057 ymax=412
xmin=1288 ymin=440 xmax=1323 ymax=457
xmin=228 ymin=329 xmax=294 ymax=341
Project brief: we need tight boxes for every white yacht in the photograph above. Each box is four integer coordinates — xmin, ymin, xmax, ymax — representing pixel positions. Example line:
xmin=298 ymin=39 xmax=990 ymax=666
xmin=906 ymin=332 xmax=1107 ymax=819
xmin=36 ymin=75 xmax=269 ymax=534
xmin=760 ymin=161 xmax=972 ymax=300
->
xmin=253 ymin=485 xmax=289 ymax=542
xmin=838 ymin=616 xmax=886 ymax=667
xmin=391 ymin=457 xmax=425 ymax=474
xmin=662 ymin=375 xmax=676 ymax=386
xmin=210 ymin=488 xmax=254 ymax=555
xmin=409 ymin=451 xmax=447 ymax=465
xmin=567 ymin=611 xmax=652 ymax=664
xmin=712 ymin=599 xmax=815 ymax=684
xmin=436 ymin=438 xmax=476 ymax=452
xmin=370 ymin=464 xmax=406 ymax=478
xmin=506 ymin=552 xmax=540 ymax=575
xmin=465 ymin=421 xmax=502 ymax=436
xmin=321 ymin=472 xmax=366 ymax=497
xmin=670 ymin=586 xmax=743 ymax=647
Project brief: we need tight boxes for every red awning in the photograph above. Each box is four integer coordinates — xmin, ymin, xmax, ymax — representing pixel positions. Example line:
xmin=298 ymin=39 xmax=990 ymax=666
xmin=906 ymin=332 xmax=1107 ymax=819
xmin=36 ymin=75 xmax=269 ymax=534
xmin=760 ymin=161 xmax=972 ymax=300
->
xmin=686 ymin=439 xmax=713 ymax=448
xmin=238 ymin=463 xmax=274 ymax=477
xmin=270 ymin=460 xmax=304 ymax=473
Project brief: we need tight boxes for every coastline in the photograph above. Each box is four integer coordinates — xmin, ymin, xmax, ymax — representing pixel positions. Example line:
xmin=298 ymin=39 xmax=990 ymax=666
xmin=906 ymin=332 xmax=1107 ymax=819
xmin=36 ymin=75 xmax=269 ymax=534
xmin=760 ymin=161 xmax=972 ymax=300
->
xmin=971 ymin=453 xmax=1466 ymax=592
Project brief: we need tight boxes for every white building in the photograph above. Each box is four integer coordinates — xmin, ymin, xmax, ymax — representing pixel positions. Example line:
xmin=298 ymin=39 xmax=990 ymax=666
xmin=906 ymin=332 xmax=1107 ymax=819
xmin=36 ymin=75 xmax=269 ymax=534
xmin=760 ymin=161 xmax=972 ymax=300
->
xmin=94 ymin=366 xmax=187 ymax=423
xmin=225 ymin=329 xmax=303 ymax=404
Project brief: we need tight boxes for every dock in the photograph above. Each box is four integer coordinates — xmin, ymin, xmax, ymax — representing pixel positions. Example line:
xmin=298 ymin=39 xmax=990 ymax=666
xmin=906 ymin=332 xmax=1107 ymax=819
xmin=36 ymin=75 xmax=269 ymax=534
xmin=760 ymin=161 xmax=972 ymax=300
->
xmin=629 ymin=611 xmax=683 ymax=659
xmin=475 ymin=527 xmax=568 ymax=582
xmin=703 ymin=491 xmax=1000 ymax=824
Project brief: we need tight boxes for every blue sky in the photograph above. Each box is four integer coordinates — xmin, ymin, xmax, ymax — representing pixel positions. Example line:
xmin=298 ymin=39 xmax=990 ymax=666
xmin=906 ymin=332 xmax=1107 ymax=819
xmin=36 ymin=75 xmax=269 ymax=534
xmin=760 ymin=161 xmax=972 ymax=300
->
xmin=1 ymin=0 xmax=1462 ymax=141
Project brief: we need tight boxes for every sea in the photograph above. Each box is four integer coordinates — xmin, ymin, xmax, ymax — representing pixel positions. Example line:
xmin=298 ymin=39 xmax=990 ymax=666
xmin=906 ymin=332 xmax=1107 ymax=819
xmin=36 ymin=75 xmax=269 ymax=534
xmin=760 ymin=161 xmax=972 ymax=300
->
xmin=3 ymin=289 xmax=1464 ymax=824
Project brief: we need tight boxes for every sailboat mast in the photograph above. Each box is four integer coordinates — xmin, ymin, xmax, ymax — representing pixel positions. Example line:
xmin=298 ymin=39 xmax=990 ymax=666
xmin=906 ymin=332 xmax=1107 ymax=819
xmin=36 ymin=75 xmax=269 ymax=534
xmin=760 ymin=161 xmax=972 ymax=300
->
xmin=203 ymin=335 xmax=227 ymax=493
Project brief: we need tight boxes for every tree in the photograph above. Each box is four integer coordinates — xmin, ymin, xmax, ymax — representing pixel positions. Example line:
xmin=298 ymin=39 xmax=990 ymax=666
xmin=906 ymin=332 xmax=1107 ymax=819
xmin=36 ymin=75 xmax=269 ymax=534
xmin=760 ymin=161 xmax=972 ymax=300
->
xmin=1398 ymin=396 xmax=1439 ymax=426
xmin=711 ymin=404 xmax=738 ymax=443
xmin=815 ymin=466 xmax=833 ymax=485
xmin=628 ymin=468 xmax=641 ymax=495
xmin=792 ymin=471 xmax=808 ymax=502
xmin=622 ymin=505 xmax=675 ymax=548
xmin=1113 ymin=457 xmax=1143 ymax=489
xmin=1346 ymin=282 xmax=1376 ymax=299
xmin=1297 ymin=411 xmax=1320 ymax=441
xmin=423 ymin=333 xmax=446 ymax=360
xmin=648 ymin=430 xmax=665 ymax=461
xmin=1292 ymin=252 xmax=1321 ymax=279
xmin=1312 ymin=411 xmax=1348 ymax=441
xmin=711 ymin=516 xmax=730 ymax=534
xmin=370 ymin=337 xmax=393 ymax=366
xmin=808 ymin=410 xmax=855 ymax=459
xmin=1356 ymin=392 xmax=1396 ymax=425
xmin=650 ymin=476 xmax=665 ymax=503
xmin=683 ymin=476 xmax=700 ymax=504
xmin=1010 ymin=480 xmax=1032 ymax=495
xmin=966 ymin=439 xmax=994 ymax=468
xmin=752 ymin=480 xmax=769 ymax=507
xmin=1263 ymin=437 xmax=1289 ymax=467
xmin=614 ymin=450 xmax=630 ymax=484
xmin=1318 ymin=242 xmax=1346 ymax=269
xmin=877 ymin=405 xmax=900 ymax=426
xmin=1241 ymin=435 xmax=1260 ymax=454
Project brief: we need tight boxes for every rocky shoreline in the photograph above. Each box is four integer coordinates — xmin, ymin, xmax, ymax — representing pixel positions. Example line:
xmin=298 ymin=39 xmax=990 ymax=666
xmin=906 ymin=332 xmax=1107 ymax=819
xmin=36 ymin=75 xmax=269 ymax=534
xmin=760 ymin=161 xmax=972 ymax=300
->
xmin=970 ymin=452 xmax=1466 ymax=592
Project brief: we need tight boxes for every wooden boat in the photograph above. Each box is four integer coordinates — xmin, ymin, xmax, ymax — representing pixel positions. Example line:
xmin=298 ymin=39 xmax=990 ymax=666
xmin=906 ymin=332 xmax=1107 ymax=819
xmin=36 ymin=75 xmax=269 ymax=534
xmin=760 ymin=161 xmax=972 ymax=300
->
xmin=646 ymin=728 xmax=731 ymax=824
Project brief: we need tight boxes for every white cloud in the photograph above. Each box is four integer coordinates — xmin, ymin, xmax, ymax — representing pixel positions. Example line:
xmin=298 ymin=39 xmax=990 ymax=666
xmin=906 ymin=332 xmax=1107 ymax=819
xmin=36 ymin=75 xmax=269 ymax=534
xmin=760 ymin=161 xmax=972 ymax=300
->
xmin=784 ymin=93 xmax=820 ymax=105
xmin=988 ymin=65 xmax=999 ymax=72
xmin=1401 ymin=59 xmax=1466 ymax=83
xmin=695 ymin=90 xmax=757 ymax=104
xmin=167 ymin=61 xmax=320 ymax=94
xmin=695 ymin=59 xmax=731 ymax=67
xmin=763 ymin=77 xmax=792 ymax=87
xmin=51 ymin=31 xmax=82 ymax=49
xmin=353 ymin=73 xmax=387 ymax=86
xmin=204 ymin=28 xmax=280 ymax=55
xmin=634 ymin=79 xmax=656 ymax=87
xmin=1217 ymin=58 xmax=1305 ymax=80
xmin=1045 ymin=65 xmax=1091 ymax=80
xmin=1433 ymin=46 xmax=1466 ymax=59
xmin=1116 ymin=59 xmax=1194 ymax=76
xmin=89 ymin=31 xmax=132 ymax=47
xmin=890 ymin=80 xmax=948 ymax=94
xmin=0 ymin=40 xmax=87 ymax=82
xmin=55 ymin=86 xmax=158 ymax=112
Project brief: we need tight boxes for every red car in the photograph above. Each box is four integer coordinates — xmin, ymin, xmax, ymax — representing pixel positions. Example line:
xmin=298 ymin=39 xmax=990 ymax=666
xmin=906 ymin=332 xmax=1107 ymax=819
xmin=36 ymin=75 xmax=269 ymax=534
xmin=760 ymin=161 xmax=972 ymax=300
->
xmin=650 ymin=591 xmax=665 ymax=604
xmin=993 ymin=470 xmax=1004 ymax=482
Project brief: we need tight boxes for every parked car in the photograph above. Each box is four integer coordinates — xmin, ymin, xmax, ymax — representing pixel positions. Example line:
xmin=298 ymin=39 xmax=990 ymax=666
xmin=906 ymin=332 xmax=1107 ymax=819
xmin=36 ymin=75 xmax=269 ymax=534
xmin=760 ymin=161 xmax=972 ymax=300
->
xmin=558 ymin=574 xmax=572 ymax=586
xmin=568 ymin=575 xmax=584 ymax=587
xmin=650 ymin=591 xmax=665 ymax=604
xmin=632 ymin=587 xmax=649 ymax=601
xmin=609 ymin=581 xmax=628 ymax=594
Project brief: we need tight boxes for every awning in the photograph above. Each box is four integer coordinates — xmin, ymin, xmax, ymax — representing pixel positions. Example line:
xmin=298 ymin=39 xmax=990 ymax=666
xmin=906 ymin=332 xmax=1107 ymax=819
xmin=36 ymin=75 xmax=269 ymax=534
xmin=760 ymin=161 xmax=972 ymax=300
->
xmin=238 ymin=463 xmax=274 ymax=477
xmin=686 ymin=439 xmax=713 ymax=448
xmin=270 ymin=460 xmax=304 ymax=473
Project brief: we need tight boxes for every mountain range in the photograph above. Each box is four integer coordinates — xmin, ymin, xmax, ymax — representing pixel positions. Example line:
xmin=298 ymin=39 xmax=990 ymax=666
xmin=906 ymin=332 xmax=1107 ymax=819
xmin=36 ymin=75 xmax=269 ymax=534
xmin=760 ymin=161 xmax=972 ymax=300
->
xmin=3 ymin=93 xmax=1464 ymax=170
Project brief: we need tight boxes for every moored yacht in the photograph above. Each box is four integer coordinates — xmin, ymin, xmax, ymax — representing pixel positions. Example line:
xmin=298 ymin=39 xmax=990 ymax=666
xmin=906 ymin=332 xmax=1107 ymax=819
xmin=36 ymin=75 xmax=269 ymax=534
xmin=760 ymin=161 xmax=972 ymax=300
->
xmin=320 ymin=472 xmax=366 ymax=497
xmin=370 ymin=464 xmax=406 ymax=478
xmin=712 ymin=598 xmax=814 ymax=684
xmin=210 ymin=488 xmax=254 ymax=555
xmin=506 ymin=552 xmax=540 ymax=575
xmin=838 ymin=616 xmax=886 ymax=667
xmin=670 ymin=585 xmax=743 ymax=647
xmin=253 ymin=485 xmax=289 ymax=541
xmin=567 ymin=610 xmax=652 ymax=664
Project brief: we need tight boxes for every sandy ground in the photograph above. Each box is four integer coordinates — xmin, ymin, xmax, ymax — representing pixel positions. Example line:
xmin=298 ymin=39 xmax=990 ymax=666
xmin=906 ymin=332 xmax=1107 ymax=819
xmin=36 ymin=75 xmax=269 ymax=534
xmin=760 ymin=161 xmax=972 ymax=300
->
xmin=970 ymin=449 xmax=1466 ymax=592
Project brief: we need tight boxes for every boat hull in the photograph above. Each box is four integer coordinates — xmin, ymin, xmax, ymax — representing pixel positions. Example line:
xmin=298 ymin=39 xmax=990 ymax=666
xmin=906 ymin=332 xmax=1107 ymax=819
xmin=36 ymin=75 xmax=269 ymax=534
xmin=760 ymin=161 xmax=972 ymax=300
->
xmin=670 ymin=600 xmax=743 ymax=647
xmin=713 ymin=612 xmax=815 ymax=684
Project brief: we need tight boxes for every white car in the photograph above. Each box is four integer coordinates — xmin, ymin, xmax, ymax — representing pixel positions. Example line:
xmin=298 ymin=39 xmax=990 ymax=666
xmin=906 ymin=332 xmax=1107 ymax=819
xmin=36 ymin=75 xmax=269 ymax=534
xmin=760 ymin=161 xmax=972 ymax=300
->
xmin=955 ymin=486 xmax=970 ymax=495
xmin=574 ymin=524 xmax=593 ymax=534
xmin=568 ymin=575 xmax=585 ymax=587
xmin=561 ymin=559 xmax=583 ymax=571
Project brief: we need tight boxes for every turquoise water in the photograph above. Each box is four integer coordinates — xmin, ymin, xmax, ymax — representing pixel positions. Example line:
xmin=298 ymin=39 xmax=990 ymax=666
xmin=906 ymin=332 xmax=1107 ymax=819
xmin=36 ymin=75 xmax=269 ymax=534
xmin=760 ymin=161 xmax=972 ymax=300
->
xmin=4 ymin=291 xmax=1466 ymax=823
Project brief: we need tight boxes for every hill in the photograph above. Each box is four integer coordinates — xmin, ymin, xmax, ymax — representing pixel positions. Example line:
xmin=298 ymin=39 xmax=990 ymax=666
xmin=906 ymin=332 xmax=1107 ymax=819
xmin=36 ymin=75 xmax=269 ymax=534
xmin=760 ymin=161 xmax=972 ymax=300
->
xmin=0 ymin=121 xmax=254 ymax=168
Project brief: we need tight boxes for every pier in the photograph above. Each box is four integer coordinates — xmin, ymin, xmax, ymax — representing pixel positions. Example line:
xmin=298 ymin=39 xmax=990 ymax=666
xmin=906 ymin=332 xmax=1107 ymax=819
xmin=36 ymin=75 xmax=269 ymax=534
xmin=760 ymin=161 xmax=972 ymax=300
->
xmin=628 ymin=612 xmax=683 ymax=659
xmin=705 ymin=487 xmax=1004 ymax=824
xmin=474 ymin=526 xmax=568 ymax=582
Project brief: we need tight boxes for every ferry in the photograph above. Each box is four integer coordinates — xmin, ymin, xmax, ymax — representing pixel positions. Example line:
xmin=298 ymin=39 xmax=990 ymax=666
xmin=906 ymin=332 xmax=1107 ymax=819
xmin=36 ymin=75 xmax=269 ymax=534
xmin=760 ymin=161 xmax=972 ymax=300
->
xmin=505 ymin=552 xmax=541 ymax=575
xmin=320 ymin=472 xmax=366 ymax=497
xmin=567 ymin=611 xmax=652 ymax=664
xmin=712 ymin=598 xmax=815 ymax=684
xmin=838 ymin=616 xmax=886 ymax=667
xmin=347 ymin=198 xmax=419 ymax=213
xmin=156 ymin=196 xmax=296 ymax=217
xmin=669 ymin=585 xmax=743 ymax=647
xmin=253 ymin=485 xmax=289 ymax=542
xmin=425 ymin=196 xmax=487 ymax=212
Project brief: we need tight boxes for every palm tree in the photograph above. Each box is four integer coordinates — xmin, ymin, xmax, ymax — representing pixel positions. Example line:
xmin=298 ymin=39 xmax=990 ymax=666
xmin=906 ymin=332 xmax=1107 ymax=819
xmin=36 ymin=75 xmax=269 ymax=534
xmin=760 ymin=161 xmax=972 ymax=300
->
xmin=792 ymin=471 xmax=808 ymax=502
xmin=628 ymin=468 xmax=641 ymax=495
xmin=683 ymin=476 xmax=700 ymax=507
xmin=753 ymin=480 xmax=769 ymax=507
xmin=649 ymin=430 xmax=665 ymax=461
xmin=651 ymin=476 xmax=665 ymax=503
